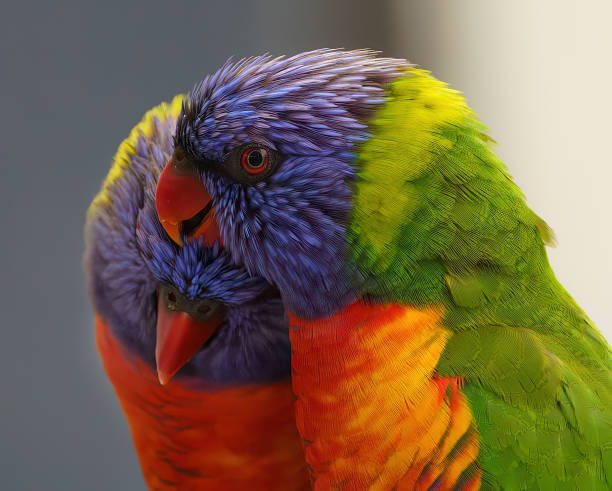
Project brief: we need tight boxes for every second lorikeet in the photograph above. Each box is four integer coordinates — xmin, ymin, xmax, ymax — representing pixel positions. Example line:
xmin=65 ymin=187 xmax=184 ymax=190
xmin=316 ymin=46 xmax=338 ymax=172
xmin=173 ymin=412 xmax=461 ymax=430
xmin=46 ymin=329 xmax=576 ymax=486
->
xmin=155 ymin=49 xmax=612 ymax=489
xmin=84 ymin=98 xmax=309 ymax=489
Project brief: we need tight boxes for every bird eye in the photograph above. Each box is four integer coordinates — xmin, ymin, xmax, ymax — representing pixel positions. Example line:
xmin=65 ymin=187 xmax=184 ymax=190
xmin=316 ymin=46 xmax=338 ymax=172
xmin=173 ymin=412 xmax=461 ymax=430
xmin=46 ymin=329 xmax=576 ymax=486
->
xmin=223 ymin=143 xmax=281 ymax=184
xmin=241 ymin=147 xmax=269 ymax=174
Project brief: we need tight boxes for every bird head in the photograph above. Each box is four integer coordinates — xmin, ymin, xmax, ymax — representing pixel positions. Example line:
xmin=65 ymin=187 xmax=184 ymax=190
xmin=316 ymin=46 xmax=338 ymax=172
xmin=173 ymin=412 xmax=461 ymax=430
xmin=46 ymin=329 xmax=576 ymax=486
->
xmin=86 ymin=100 xmax=289 ymax=386
xmin=155 ymin=50 xmax=407 ymax=318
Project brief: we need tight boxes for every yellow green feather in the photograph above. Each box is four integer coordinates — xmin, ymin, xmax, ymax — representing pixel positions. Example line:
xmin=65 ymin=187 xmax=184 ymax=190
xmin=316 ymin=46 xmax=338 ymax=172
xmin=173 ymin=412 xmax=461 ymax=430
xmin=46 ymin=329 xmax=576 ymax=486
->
xmin=352 ymin=69 xmax=468 ymax=260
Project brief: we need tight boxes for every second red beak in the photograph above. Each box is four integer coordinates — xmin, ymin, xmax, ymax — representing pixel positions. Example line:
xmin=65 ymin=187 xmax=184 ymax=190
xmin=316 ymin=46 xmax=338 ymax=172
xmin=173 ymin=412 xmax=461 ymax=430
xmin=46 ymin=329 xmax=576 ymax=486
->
xmin=155 ymin=290 xmax=225 ymax=385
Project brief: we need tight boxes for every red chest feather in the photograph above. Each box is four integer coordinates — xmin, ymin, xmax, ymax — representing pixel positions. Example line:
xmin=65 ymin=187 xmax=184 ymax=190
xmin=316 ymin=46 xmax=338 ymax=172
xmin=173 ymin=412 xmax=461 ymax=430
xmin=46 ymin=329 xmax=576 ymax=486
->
xmin=95 ymin=316 xmax=309 ymax=490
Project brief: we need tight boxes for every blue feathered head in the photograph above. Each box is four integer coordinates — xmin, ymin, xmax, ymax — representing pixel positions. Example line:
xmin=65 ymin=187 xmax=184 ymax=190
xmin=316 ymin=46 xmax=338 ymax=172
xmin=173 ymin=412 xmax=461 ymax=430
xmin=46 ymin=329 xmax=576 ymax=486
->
xmin=156 ymin=49 xmax=407 ymax=318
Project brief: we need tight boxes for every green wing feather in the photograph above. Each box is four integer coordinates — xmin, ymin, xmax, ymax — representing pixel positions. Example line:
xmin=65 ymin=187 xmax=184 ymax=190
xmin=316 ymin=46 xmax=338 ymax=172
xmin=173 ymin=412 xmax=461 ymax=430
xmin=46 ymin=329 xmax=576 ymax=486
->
xmin=349 ymin=69 xmax=612 ymax=489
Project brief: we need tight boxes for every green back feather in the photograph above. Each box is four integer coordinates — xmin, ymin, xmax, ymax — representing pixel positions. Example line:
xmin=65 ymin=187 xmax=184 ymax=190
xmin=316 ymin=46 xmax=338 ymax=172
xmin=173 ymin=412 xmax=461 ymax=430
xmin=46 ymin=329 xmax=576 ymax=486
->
xmin=349 ymin=68 xmax=612 ymax=489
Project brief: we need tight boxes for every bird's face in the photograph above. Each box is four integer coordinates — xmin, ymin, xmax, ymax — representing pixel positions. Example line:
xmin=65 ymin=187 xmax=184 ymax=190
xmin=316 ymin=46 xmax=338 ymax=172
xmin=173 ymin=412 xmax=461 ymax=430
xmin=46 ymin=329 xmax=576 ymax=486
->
xmin=138 ymin=228 xmax=272 ymax=384
xmin=156 ymin=50 xmax=406 ymax=318
xmin=86 ymin=108 xmax=289 ymax=387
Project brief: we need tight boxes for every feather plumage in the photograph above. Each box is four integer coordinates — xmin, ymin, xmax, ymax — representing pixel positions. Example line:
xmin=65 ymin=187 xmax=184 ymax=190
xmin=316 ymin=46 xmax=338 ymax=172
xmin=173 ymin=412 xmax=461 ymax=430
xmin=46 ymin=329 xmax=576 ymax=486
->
xmin=153 ymin=49 xmax=612 ymax=489
xmin=85 ymin=98 xmax=309 ymax=489
xmin=350 ymin=69 xmax=612 ymax=489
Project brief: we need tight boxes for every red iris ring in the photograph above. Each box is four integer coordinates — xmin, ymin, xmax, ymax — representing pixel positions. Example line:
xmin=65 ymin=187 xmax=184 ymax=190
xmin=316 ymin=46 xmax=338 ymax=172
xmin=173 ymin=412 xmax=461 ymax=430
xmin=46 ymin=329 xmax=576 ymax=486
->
xmin=240 ymin=147 xmax=269 ymax=174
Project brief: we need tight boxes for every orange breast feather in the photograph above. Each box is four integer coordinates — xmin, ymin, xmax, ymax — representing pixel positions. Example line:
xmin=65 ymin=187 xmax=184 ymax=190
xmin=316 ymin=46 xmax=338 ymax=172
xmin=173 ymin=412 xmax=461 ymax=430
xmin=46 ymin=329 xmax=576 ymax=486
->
xmin=96 ymin=315 xmax=309 ymax=490
xmin=289 ymin=302 xmax=481 ymax=491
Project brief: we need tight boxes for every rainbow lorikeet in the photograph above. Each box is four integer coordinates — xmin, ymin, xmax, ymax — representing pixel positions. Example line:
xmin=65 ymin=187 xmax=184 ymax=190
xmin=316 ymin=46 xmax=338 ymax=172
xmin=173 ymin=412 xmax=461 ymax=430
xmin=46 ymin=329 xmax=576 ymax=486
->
xmin=84 ymin=99 xmax=309 ymax=490
xmin=155 ymin=49 xmax=612 ymax=489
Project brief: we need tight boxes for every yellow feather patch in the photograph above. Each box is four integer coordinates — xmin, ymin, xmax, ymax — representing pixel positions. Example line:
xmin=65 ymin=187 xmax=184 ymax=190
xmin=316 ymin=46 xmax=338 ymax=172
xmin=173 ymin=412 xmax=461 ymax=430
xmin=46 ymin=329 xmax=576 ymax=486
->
xmin=87 ymin=94 xmax=183 ymax=218
xmin=352 ymin=68 xmax=472 ymax=259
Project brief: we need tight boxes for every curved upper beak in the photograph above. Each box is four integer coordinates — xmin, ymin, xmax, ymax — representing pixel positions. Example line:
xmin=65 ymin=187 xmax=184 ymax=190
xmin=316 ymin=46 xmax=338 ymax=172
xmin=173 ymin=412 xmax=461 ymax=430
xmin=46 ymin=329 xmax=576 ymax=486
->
xmin=155 ymin=288 xmax=225 ymax=385
xmin=155 ymin=154 xmax=221 ymax=246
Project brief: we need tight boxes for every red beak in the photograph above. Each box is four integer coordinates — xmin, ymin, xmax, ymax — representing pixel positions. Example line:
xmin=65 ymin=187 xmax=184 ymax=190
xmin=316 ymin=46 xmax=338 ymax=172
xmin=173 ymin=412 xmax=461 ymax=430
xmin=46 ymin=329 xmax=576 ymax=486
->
xmin=155 ymin=293 xmax=224 ymax=385
xmin=155 ymin=157 xmax=221 ymax=246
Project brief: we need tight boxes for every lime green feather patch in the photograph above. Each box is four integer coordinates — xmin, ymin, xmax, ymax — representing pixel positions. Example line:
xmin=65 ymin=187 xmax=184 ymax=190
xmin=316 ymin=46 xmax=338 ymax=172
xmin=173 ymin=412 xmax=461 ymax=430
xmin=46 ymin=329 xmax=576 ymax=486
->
xmin=351 ymin=69 xmax=467 ymax=259
xmin=348 ymin=68 xmax=542 ymax=302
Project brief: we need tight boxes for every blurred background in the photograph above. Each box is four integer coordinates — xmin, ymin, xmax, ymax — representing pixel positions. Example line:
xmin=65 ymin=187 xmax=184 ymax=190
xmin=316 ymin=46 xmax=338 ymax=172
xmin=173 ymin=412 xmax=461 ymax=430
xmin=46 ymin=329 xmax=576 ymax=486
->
xmin=0 ymin=1 xmax=609 ymax=489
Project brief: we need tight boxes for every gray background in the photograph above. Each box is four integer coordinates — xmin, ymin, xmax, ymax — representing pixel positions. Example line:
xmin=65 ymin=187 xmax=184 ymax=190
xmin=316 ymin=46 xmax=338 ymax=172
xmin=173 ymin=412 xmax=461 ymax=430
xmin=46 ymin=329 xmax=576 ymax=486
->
xmin=1 ymin=1 xmax=609 ymax=489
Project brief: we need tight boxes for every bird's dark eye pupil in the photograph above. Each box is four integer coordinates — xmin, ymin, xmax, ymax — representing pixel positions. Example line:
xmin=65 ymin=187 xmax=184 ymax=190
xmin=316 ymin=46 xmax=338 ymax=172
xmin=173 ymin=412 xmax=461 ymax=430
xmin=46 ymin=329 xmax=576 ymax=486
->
xmin=239 ymin=145 xmax=271 ymax=176
xmin=247 ymin=150 xmax=263 ymax=168
xmin=167 ymin=292 xmax=176 ymax=303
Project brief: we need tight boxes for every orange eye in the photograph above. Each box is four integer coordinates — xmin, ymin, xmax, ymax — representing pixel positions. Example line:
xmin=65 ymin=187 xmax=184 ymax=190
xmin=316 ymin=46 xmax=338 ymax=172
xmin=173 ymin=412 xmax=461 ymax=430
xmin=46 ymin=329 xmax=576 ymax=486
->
xmin=240 ymin=147 xmax=269 ymax=174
